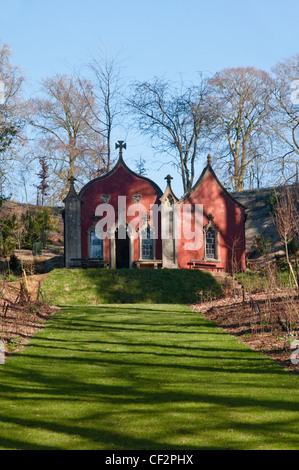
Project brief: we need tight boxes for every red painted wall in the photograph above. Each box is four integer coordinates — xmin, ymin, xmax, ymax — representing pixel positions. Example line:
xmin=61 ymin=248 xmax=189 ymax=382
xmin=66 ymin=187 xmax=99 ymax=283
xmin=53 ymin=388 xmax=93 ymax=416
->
xmin=177 ymin=170 xmax=246 ymax=271
xmin=78 ymin=160 xmax=245 ymax=272
xmin=79 ymin=162 xmax=162 ymax=261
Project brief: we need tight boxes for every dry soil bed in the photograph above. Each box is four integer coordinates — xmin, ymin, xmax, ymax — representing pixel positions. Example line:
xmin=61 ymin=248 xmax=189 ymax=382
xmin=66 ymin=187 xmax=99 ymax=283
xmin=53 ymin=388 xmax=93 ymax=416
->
xmin=193 ymin=289 xmax=299 ymax=373
xmin=0 ymin=274 xmax=57 ymax=356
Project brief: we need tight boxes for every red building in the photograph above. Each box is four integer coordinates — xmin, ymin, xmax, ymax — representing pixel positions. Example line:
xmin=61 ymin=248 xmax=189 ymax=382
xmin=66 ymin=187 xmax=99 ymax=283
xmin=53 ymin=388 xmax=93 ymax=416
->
xmin=63 ymin=143 xmax=246 ymax=272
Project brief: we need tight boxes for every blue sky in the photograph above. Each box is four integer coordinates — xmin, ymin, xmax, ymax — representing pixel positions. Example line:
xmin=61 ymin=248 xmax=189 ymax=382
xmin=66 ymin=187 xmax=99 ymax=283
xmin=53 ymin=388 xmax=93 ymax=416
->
xmin=1 ymin=0 xmax=299 ymax=201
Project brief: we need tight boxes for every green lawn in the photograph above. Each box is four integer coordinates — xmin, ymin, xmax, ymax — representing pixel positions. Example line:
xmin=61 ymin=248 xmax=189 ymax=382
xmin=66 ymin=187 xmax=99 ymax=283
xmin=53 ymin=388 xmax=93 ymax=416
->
xmin=40 ymin=268 xmax=222 ymax=305
xmin=0 ymin=304 xmax=298 ymax=450
xmin=235 ymin=269 xmax=295 ymax=292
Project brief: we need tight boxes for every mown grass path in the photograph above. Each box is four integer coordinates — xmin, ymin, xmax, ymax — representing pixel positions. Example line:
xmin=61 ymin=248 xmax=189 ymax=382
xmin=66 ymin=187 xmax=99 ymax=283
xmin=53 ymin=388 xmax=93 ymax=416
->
xmin=0 ymin=304 xmax=298 ymax=450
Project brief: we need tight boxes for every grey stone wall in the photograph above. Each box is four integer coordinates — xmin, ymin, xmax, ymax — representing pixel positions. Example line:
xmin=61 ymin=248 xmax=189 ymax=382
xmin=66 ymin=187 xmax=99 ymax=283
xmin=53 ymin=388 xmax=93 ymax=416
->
xmin=63 ymin=184 xmax=82 ymax=268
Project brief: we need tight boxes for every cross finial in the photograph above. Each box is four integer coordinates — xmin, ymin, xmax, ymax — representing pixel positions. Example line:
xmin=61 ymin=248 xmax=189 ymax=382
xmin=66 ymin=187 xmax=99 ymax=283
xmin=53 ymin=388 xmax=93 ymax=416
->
xmin=115 ymin=140 xmax=126 ymax=160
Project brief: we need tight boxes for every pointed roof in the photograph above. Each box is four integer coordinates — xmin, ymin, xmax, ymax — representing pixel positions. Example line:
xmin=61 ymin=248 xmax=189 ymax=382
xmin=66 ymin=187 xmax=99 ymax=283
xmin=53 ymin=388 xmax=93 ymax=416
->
xmin=63 ymin=176 xmax=82 ymax=204
xmin=160 ymin=174 xmax=179 ymax=204
xmin=78 ymin=142 xmax=163 ymax=198
xmin=178 ymin=155 xmax=246 ymax=210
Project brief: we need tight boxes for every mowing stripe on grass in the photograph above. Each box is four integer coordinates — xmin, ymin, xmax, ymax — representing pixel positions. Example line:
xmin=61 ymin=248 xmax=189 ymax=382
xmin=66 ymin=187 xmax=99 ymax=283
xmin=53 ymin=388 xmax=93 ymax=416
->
xmin=0 ymin=304 xmax=298 ymax=450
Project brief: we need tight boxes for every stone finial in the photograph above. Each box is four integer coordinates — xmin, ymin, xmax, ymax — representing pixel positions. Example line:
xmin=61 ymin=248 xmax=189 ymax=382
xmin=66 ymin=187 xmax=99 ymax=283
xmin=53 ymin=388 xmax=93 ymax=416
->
xmin=165 ymin=174 xmax=173 ymax=185
xmin=207 ymin=154 xmax=212 ymax=165
xmin=63 ymin=175 xmax=80 ymax=204
xmin=68 ymin=175 xmax=76 ymax=186
xmin=160 ymin=174 xmax=178 ymax=205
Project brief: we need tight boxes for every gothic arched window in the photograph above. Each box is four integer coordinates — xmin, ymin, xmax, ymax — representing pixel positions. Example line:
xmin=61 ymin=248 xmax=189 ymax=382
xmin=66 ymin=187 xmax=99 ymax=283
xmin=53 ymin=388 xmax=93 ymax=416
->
xmin=141 ymin=227 xmax=154 ymax=260
xmin=205 ymin=228 xmax=215 ymax=259
xmin=203 ymin=214 xmax=220 ymax=261
xmin=89 ymin=230 xmax=103 ymax=259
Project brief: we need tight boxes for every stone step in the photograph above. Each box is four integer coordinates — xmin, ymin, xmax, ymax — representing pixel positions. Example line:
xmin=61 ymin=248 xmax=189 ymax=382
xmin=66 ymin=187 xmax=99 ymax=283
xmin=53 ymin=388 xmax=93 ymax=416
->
xmin=209 ymin=272 xmax=243 ymax=292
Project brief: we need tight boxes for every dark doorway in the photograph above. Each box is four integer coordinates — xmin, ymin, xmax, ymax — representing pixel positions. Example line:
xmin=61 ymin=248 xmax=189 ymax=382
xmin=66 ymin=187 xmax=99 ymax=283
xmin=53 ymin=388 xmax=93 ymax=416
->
xmin=115 ymin=229 xmax=130 ymax=268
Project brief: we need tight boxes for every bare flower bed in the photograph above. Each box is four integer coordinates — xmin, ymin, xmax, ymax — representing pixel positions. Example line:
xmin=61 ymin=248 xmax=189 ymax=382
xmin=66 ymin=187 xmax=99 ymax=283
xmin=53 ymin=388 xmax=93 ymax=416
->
xmin=193 ymin=288 xmax=299 ymax=373
xmin=0 ymin=275 xmax=56 ymax=356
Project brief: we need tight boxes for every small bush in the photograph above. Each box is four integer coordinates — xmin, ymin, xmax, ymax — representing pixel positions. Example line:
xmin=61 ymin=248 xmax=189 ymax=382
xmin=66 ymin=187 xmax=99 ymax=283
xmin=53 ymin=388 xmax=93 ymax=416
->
xmin=0 ymin=214 xmax=19 ymax=257
xmin=21 ymin=207 xmax=57 ymax=250
xmin=9 ymin=253 xmax=21 ymax=273
xmin=252 ymin=235 xmax=272 ymax=256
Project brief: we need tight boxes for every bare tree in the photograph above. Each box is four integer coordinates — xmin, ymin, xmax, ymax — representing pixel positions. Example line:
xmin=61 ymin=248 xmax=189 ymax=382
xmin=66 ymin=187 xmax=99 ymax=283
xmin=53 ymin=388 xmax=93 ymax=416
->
xmin=0 ymin=43 xmax=26 ymax=193
xmin=271 ymin=55 xmax=299 ymax=184
xmin=208 ymin=67 xmax=274 ymax=191
xmin=134 ymin=156 xmax=147 ymax=176
xmin=37 ymin=156 xmax=49 ymax=206
xmin=76 ymin=50 xmax=125 ymax=171
xmin=29 ymin=73 xmax=107 ymax=201
xmin=127 ymin=76 xmax=210 ymax=193
xmin=272 ymin=187 xmax=298 ymax=289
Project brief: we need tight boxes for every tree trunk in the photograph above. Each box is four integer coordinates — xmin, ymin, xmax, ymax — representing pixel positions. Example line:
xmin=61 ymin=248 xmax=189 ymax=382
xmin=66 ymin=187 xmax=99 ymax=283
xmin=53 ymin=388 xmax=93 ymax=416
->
xmin=285 ymin=240 xmax=299 ymax=289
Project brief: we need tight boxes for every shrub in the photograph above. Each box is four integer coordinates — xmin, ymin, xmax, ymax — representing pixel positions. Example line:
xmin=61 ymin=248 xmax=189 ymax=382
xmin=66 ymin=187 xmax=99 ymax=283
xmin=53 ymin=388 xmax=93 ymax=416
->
xmin=0 ymin=213 xmax=19 ymax=257
xmin=9 ymin=253 xmax=21 ymax=273
xmin=21 ymin=207 xmax=57 ymax=249
xmin=252 ymin=235 xmax=272 ymax=256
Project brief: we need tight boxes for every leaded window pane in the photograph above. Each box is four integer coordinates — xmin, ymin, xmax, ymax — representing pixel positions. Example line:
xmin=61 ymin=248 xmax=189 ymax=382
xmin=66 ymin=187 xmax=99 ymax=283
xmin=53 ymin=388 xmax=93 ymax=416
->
xmin=141 ymin=227 xmax=154 ymax=260
xmin=90 ymin=231 xmax=103 ymax=259
xmin=206 ymin=228 xmax=215 ymax=259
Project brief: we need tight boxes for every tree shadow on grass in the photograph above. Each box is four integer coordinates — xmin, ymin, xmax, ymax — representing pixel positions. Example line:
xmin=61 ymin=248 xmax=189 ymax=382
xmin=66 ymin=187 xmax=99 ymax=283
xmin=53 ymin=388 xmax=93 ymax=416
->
xmin=0 ymin=305 xmax=298 ymax=450
xmin=44 ymin=268 xmax=222 ymax=305
xmin=0 ymin=363 xmax=298 ymax=450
